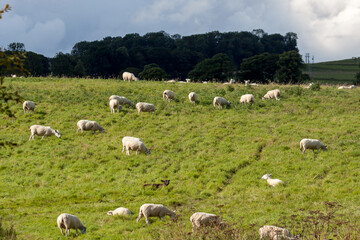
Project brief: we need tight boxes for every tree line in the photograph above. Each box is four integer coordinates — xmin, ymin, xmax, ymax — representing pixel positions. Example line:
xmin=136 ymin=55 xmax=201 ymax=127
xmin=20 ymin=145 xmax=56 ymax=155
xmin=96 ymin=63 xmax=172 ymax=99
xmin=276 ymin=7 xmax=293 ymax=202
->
xmin=1 ymin=30 xmax=307 ymax=83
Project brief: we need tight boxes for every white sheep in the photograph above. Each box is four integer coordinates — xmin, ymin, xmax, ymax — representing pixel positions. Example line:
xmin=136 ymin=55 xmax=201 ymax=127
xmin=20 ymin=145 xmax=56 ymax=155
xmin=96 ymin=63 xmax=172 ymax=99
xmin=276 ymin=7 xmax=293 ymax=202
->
xmin=239 ymin=94 xmax=255 ymax=104
xmin=259 ymin=225 xmax=299 ymax=240
xmin=338 ymin=85 xmax=356 ymax=89
xmin=76 ymin=120 xmax=105 ymax=134
xmin=109 ymin=95 xmax=134 ymax=107
xmin=57 ymin=213 xmax=86 ymax=236
xmin=166 ymin=79 xmax=177 ymax=83
xmin=299 ymin=139 xmax=327 ymax=153
xmin=136 ymin=203 xmax=176 ymax=225
xmin=304 ymin=82 xmax=314 ymax=89
xmin=188 ymin=92 xmax=198 ymax=104
xmin=109 ymin=99 xmax=122 ymax=113
xmin=185 ymin=78 xmax=191 ymax=83
xmin=107 ymin=207 xmax=132 ymax=216
xmin=122 ymin=136 xmax=151 ymax=155
xmin=262 ymin=89 xmax=280 ymax=101
xmin=244 ymin=80 xmax=258 ymax=86
xmin=261 ymin=174 xmax=284 ymax=187
xmin=163 ymin=90 xmax=175 ymax=102
xmin=23 ymin=100 xmax=35 ymax=114
xmin=29 ymin=125 xmax=61 ymax=140
xmin=213 ymin=97 xmax=230 ymax=110
xmin=190 ymin=212 xmax=221 ymax=232
xmin=122 ymin=72 xmax=138 ymax=82
xmin=136 ymin=102 xmax=156 ymax=114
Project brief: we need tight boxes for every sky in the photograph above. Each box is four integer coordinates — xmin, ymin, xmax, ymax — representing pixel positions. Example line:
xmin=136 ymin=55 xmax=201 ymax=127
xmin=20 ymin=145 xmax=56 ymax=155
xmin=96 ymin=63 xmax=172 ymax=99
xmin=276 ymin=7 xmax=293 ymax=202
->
xmin=1 ymin=0 xmax=360 ymax=63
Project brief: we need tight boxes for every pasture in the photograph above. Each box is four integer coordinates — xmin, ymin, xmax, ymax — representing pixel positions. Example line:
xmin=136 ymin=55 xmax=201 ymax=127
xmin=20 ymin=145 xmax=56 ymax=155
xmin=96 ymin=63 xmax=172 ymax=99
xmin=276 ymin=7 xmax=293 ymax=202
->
xmin=1 ymin=78 xmax=360 ymax=239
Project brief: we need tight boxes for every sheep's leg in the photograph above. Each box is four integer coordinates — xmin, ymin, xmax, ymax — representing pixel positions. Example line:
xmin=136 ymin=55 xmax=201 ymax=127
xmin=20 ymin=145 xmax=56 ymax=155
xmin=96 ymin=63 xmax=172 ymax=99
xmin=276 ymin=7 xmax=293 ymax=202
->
xmin=126 ymin=147 xmax=130 ymax=155
xmin=145 ymin=216 xmax=150 ymax=225
xmin=76 ymin=229 xmax=78 ymax=236
xmin=59 ymin=227 xmax=64 ymax=235
xmin=136 ymin=211 xmax=143 ymax=222
xmin=65 ymin=228 xmax=69 ymax=236
xmin=41 ymin=136 xmax=45 ymax=140
xmin=136 ymin=150 xmax=138 ymax=155
xmin=29 ymin=134 xmax=33 ymax=141
xmin=122 ymin=146 xmax=125 ymax=153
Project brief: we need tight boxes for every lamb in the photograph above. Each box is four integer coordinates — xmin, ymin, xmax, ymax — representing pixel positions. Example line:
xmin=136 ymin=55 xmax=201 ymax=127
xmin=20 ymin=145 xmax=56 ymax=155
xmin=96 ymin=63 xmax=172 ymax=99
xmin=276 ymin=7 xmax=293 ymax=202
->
xmin=109 ymin=95 xmax=134 ymax=107
xmin=213 ymin=97 xmax=230 ymax=110
xmin=188 ymin=92 xmax=198 ymax=104
xmin=259 ymin=225 xmax=299 ymax=240
xmin=190 ymin=212 xmax=221 ymax=232
xmin=239 ymin=94 xmax=255 ymax=104
xmin=29 ymin=125 xmax=61 ymax=140
xmin=262 ymin=89 xmax=281 ymax=101
xmin=109 ymin=99 xmax=122 ymax=113
xmin=76 ymin=120 xmax=105 ymax=134
xmin=338 ymin=85 xmax=356 ymax=89
xmin=107 ymin=207 xmax=132 ymax=216
xmin=122 ymin=136 xmax=151 ymax=155
xmin=136 ymin=102 xmax=156 ymax=114
xmin=299 ymin=139 xmax=327 ymax=153
xmin=23 ymin=100 xmax=35 ymax=114
xmin=261 ymin=174 xmax=284 ymax=187
xmin=57 ymin=213 xmax=86 ymax=236
xmin=136 ymin=203 xmax=176 ymax=225
xmin=122 ymin=72 xmax=138 ymax=82
xmin=143 ymin=180 xmax=170 ymax=188
xmin=163 ymin=90 xmax=175 ymax=102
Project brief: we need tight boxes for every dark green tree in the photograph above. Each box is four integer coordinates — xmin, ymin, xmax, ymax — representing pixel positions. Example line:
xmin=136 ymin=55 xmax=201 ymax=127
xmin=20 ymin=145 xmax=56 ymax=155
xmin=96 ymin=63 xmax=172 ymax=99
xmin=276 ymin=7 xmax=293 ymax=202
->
xmin=354 ymin=62 xmax=360 ymax=85
xmin=8 ymin=42 xmax=25 ymax=52
xmin=240 ymin=53 xmax=279 ymax=83
xmin=24 ymin=51 xmax=50 ymax=76
xmin=275 ymin=50 xmax=304 ymax=84
xmin=51 ymin=52 xmax=75 ymax=77
xmin=139 ymin=63 xmax=169 ymax=81
xmin=73 ymin=60 xmax=86 ymax=77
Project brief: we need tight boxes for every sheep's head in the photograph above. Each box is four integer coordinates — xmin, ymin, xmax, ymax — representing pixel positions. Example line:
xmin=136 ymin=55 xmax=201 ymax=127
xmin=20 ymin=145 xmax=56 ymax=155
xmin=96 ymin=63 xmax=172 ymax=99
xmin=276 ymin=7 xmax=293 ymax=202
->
xmin=261 ymin=174 xmax=271 ymax=180
xmin=146 ymin=149 xmax=151 ymax=155
xmin=107 ymin=211 xmax=114 ymax=215
xmin=80 ymin=226 xmax=86 ymax=234
xmin=54 ymin=130 xmax=61 ymax=138
xmin=100 ymin=127 xmax=105 ymax=133
xmin=321 ymin=145 xmax=327 ymax=151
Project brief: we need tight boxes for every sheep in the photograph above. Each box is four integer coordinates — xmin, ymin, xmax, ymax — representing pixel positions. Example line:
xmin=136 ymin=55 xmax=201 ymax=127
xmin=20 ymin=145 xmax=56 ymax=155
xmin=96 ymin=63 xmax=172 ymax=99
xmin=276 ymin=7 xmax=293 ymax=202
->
xmin=57 ymin=213 xmax=86 ymax=236
xmin=262 ymin=89 xmax=280 ymax=101
xmin=76 ymin=120 xmax=105 ymax=134
xmin=135 ymin=102 xmax=156 ymax=115
xmin=244 ymin=80 xmax=258 ymax=86
xmin=188 ymin=92 xmax=198 ymax=104
xmin=166 ymin=79 xmax=177 ymax=83
xmin=185 ymin=78 xmax=191 ymax=83
xmin=213 ymin=97 xmax=230 ymax=110
xmin=338 ymin=85 xmax=356 ymax=89
xmin=299 ymin=139 xmax=327 ymax=154
xmin=107 ymin=207 xmax=132 ymax=216
xmin=259 ymin=225 xmax=299 ymax=240
xmin=109 ymin=95 xmax=134 ymax=107
xmin=109 ymin=99 xmax=122 ymax=113
xmin=23 ymin=100 xmax=35 ymax=114
xmin=163 ymin=90 xmax=175 ymax=102
xmin=29 ymin=125 xmax=61 ymax=140
xmin=143 ymin=180 xmax=170 ymax=188
xmin=190 ymin=212 xmax=221 ymax=232
xmin=239 ymin=94 xmax=255 ymax=104
xmin=223 ymin=79 xmax=235 ymax=85
xmin=122 ymin=136 xmax=151 ymax=155
xmin=122 ymin=72 xmax=138 ymax=82
xmin=136 ymin=203 xmax=176 ymax=225
xmin=261 ymin=174 xmax=284 ymax=187
xmin=304 ymin=82 xmax=314 ymax=89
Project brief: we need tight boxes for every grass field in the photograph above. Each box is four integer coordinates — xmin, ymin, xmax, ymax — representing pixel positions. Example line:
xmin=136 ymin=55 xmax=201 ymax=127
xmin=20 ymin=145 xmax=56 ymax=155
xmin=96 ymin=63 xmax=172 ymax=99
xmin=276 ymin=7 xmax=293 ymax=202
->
xmin=305 ymin=58 xmax=360 ymax=84
xmin=1 ymin=78 xmax=360 ymax=239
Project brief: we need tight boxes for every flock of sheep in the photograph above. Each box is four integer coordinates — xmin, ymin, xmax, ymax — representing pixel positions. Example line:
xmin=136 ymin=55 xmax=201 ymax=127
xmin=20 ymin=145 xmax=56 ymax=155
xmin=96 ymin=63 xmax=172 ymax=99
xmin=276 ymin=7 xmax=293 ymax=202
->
xmin=22 ymin=77 xmax=345 ymax=239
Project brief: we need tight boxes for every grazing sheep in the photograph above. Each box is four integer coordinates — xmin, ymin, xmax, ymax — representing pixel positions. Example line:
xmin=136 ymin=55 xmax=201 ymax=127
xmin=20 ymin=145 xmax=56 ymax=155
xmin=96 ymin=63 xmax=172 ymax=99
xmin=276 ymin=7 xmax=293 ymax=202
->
xmin=163 ymin=90 xmax=175 ymax=102
xmin=76 ymin=120 xmax=105 ymax=134
xmin=259 ymin=225 xmax=299 ymax=240
xmin=109 ymin=99 xmax=122 ymax=113
xmin=107 ymin=207 xmax=132 ymax=216
xmin=136 ymin=102 xmax=156 ymax=115
xmin=143 ymin=180 xmax=170 ymax=188
xmin=244 ymin=80 xmax=258 ymax=86
xmin=188 ymin=92 xmax=198 ymax=104
xmin=240 ymin=94 xmax=255 ymax=104
xmin=338 ymin=85 xmax=356 ymax=89
xmin=299 ymin=139 xmax=327 ymax=153
xmin=29 ymin=125 xmax=61 ymax=140
xmin=122 ymin=136 xmax=151 ymax=155
xmin=261 ymin=174 xmax=284 ymax=187
xmin=109 ymin=95 xmax=134 ymax=107
xmin=213 ymin=97 xmax=230 ymax=110
xmin=57 ymin=213 xmax=86 ymax=236
xmin=167 ymin=79 xmax=177 ymax=83
xmin=262 ymin=89 xmax=281 ymax=101
xmin=136 ymin=203 xmax=176 ymax=225
xmin=304 ymin=82 xmax=314 ymax=89
xmin=122 ymin=72 xmax=138 ymax=82
xmin=190 ymin=212 xmax=221 ymax=232
xmin=23 ymin=100 xmax=35 ymax=114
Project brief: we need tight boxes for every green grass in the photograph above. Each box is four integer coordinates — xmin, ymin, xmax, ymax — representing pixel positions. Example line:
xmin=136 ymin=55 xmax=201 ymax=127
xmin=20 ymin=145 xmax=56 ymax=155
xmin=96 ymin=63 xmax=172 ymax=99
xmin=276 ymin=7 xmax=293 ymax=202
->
xmin=305 ymin=58 xmax=360 ymax=84
xmin=1 ymin=78 xmax=360 ymax=239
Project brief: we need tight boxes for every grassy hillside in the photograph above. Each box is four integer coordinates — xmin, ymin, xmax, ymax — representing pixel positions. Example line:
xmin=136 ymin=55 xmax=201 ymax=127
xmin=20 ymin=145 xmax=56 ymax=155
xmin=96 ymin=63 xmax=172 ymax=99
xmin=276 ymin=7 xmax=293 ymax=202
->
xmin=1 ymin=78 xmax=360 ymax=239
xmin=305 ymin=58 xmax=360 ymax=84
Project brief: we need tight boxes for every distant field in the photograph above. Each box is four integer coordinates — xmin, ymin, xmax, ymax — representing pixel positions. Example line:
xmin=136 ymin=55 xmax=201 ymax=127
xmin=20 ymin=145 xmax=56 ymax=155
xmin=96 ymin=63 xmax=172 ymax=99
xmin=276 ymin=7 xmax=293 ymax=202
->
xmin=1 ymin=78 xmax=360 ymax=239
xmin=304 ymin=58 xmax=360 ymax=84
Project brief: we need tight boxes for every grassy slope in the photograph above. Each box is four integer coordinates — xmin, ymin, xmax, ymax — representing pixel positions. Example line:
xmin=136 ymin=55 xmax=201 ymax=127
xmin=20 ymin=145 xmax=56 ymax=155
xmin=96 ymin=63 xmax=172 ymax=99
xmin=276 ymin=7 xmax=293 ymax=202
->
xmin=306 ymin=58 xmax=360 ymax=84
xmin=1 ymin=78 xmax=360 ymax=239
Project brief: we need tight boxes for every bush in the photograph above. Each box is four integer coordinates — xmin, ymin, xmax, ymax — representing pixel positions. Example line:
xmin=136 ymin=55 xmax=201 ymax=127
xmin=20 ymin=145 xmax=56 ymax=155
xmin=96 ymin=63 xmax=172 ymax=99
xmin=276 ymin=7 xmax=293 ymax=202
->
xmin=310 ymin=83 xmax=321 ymax=91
